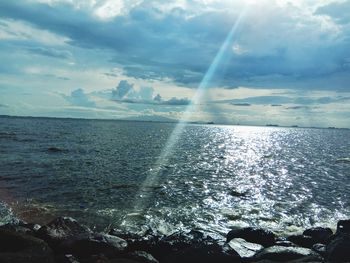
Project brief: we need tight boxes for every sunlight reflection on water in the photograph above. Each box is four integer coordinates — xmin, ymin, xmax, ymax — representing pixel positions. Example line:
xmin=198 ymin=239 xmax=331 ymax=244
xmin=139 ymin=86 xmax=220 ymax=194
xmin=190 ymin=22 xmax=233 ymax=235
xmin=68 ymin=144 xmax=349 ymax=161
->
xmin=1 ymin=118 xmax=349 ymax=236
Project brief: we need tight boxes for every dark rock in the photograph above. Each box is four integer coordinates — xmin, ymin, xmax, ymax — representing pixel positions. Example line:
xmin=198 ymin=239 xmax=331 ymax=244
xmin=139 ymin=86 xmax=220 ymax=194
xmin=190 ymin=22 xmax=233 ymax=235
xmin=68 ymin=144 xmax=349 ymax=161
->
xmin=22 ymin=223 xmax=42 ymax=232
xmin=163 ymin=240 xmax=241 ymax=263
xmin=128 ymin=251 xmax=159 ymax=263
xmin=59 ymin=233 xmax=128 ymax=260
xmin=0 ymin=223 xmax=34 ymax=235
xmin=287 ymin=235 xmax=316 ymax=248
xmin=275 ymin=240 xmax=298 ymax=247
xmin=36 ymin=216 xmax=92 ymax=247
xmin=115 ymin=229 xmax=240 ymax=263
xmin=85 ymin=254 xmax=109 ymax=263
xmin=55 ymin=254 xmax=81 ymax=263
xmin=312 ymin=243 xmax=326 ymax=257
xmin=303 ymin=227 xmax=333 ymax=244
xmin=336 ymin=219 xmax=350 ymax=234
xmin=325 ymin=233 xmax=350 ymax=262
xmin=0 ymin=228 xmax=55 ymax=263
xmin=108 ymin=259 xmax=141 ymax=263
xmin=253 ymin=245 xmax=321 ymax=262
xmin=226 ymin=227 xmax=276 ymax=247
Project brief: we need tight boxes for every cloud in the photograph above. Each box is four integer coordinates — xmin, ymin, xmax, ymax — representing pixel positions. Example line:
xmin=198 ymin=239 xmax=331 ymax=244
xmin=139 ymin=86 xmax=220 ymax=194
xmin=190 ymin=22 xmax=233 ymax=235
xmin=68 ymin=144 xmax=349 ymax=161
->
xmin=63 ymin=88 xmax=95 ymax=107
xmin=1 ymin=1 xmax=349 ymax=89
xmin=232 ymin=103 xmax=251 ymax=106
xmin=214 ymin=94 xmax=350 ymax=106
xmin=316 ymin=0 xmax=350 ymax=24
xmin=110 ymin=80 xmax=191 ymax=106
xmin=26 ymin=46 xmax=72 ymax=59
xmin=112 ymin=80 xmax=133 ymax=99
xmin=286 ymin=106 xmax=312 ymax=110
xmin=161 ymin=97 xmax=191 ymax=106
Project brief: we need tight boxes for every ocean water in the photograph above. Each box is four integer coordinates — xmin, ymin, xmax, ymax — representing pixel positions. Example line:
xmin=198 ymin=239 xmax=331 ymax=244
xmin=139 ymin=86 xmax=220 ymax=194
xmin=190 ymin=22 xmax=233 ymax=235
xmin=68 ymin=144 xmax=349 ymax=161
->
xmin=0 ymin=116 xmax=349 ymax=237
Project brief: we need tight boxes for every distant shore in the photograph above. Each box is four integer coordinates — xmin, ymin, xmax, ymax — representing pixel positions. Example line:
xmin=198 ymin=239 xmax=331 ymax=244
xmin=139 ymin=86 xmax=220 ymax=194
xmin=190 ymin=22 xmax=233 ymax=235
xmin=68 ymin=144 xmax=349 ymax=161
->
xmin=1 ymin=114 xmax=349 ymax=130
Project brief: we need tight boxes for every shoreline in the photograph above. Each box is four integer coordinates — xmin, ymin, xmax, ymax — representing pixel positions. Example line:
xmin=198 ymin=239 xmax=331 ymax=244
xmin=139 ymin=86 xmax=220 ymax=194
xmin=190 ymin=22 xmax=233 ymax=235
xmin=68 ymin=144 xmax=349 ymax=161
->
xmin=0 ymin=212 xmax=349 ymax=263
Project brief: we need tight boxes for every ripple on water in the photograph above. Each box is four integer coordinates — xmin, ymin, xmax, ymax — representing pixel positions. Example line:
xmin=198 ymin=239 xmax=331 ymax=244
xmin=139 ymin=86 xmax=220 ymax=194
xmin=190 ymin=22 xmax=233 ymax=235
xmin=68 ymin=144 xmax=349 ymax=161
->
xmin=0 ymin=118 xmax=349 ymax=235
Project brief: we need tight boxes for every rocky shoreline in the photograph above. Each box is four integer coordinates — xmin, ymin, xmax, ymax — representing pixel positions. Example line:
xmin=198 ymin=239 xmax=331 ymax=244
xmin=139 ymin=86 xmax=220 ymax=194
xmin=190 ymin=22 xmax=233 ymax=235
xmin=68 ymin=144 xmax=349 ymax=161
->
xmin=0 ymin=216 xmax=349 ymax=263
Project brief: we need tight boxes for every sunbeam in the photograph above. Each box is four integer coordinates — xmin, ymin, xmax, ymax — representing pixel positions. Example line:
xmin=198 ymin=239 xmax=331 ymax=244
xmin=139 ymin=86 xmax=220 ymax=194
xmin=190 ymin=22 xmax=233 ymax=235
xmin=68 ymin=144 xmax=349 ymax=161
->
xmin=130 ymin=6 xmax=250 ymax=213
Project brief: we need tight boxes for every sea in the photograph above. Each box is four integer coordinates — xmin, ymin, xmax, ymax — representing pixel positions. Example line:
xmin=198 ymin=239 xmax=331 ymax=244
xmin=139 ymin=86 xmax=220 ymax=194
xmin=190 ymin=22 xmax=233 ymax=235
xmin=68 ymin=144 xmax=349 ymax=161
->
xmin=0 ymin=115 xmax=349 ymax=237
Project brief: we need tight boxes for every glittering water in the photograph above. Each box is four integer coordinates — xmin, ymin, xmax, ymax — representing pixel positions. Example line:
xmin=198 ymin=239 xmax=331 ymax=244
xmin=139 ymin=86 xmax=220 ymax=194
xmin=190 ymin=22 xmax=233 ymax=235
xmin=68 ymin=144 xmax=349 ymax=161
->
xmin=0 ymin=116 xmax=349 ymax=236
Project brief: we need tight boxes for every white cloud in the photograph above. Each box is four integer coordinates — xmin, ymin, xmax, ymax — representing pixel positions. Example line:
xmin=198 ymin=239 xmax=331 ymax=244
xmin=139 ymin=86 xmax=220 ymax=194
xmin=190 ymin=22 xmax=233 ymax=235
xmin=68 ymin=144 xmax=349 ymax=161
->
xmin=0 ymin=18 xmax=69 ymax=45
xmin=232 ymin=43 xmax=248 ymax=55
xmin=93 ymin=0 xmax=125 ymax=20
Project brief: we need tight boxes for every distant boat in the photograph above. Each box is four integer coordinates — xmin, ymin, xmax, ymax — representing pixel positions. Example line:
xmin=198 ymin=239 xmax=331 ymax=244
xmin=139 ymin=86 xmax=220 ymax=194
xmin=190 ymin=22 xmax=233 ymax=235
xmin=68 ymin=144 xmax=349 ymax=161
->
xmin=266 ymin=124 xmax=279 ymax=127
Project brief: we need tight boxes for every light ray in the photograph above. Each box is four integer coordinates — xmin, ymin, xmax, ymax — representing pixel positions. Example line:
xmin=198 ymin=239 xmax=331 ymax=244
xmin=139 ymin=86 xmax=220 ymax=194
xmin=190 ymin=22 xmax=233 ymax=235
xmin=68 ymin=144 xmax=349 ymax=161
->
xmin=130 ymin=6 xmax=249 ymax=213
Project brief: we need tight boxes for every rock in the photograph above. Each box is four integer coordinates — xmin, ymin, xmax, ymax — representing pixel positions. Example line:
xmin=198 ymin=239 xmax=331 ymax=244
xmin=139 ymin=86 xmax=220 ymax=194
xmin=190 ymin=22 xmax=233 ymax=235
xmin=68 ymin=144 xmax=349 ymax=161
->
xmin=0 ymin=223 xmax=34 ymax=235
xmin=59 ymin=233 xmax=128 ymax=260
xmin=36 ymin=217 xmax=92 ymax=247
xmin=0 ymin=228 xmax=55 ymax=263
xmin=55 ymin=254 xmax=81 ymax=263
xmin=128 ymin=251 xmax=159 ymax=263
xmin=108 ymin=259 xmax=141 ymax=263
xmin=118 ymin=229 xmax=240 ymax=263
xmin=275 ymin=240 xmax=298 ymax=247
xmin=226 ymin=227 xmax=276 ymax=247
xmin=22 ymin=223 xmax=42 ymax=232
xmin=325 ymin=233 xmax=350 ymax=262
xmin=311 ymin=243 xmax=326 ymax=257
xmin=109 ymin=228 xmax=161 ymax=255
xmin=336 ymin=219 xmax=350 ymax=234
xmin=287 ymin=235 xmax=316 ymax=248
xmin=253 ymin=245 xmax=321 ymax=262
xmin=228 ymin=238 xmax=264 ymax=258
xmin=163 ymin=241 xmax=241 ymax=263
xmin=303 ymin=227 xmax=333 ymax=244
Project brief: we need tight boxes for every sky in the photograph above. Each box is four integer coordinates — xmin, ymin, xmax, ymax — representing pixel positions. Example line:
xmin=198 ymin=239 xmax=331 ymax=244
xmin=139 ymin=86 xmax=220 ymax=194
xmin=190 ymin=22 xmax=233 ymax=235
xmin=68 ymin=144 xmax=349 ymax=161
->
xmin=0 ymin=0 xmax=349 ymax=128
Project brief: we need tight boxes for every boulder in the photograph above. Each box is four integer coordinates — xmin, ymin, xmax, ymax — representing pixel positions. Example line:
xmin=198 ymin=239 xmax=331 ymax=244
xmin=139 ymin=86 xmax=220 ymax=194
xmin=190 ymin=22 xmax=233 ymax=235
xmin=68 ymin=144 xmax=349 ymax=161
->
xmin=325 ymin=233 xmax=350 ymax=262
xmin=59 ymin=233 xmax=128 ymax=260
xmin=287 ymin=235 xmax=315 ymax=248
xmin=0 ymin=224 xmax=34 ymax=235
xmin=226 ymin=227 xmax=276 ymax=247
xmin=55 ymin=254 xmax=81 ymax=263
xmin=253 ymin=245 xmax=321 ymax=262
xmin=0 ymin=228 xmax=55 ymax=263
xmin=36 ymin=217 xmax=92 ymax=247
xmin=228 ymin=238 xmax=264 ymax=258
xmin=336 ymin=219 xmax=350 ymax=234
xmin=127 ymin=251 xmax=159 ymax=263
xmin=275 ymin=240 xmax=298 ymax=247
xmin=108 ymin=259 xmax=142 ymax=263
xmin=162 ymin=241 xmax=241 ymax=263
xmin=115 ymin=229 xmax=241 ymax=263
xmin=303 ymin=227 xmax=333 ymax=244
xmin=311 ymin=243 xmax=326 ymax=257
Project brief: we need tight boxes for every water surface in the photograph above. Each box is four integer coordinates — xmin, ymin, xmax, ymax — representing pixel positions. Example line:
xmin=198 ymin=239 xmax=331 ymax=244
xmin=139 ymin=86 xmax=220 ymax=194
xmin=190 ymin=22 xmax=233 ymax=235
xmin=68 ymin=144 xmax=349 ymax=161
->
xmin=0 ymin=116 xmax=349 ymax=236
